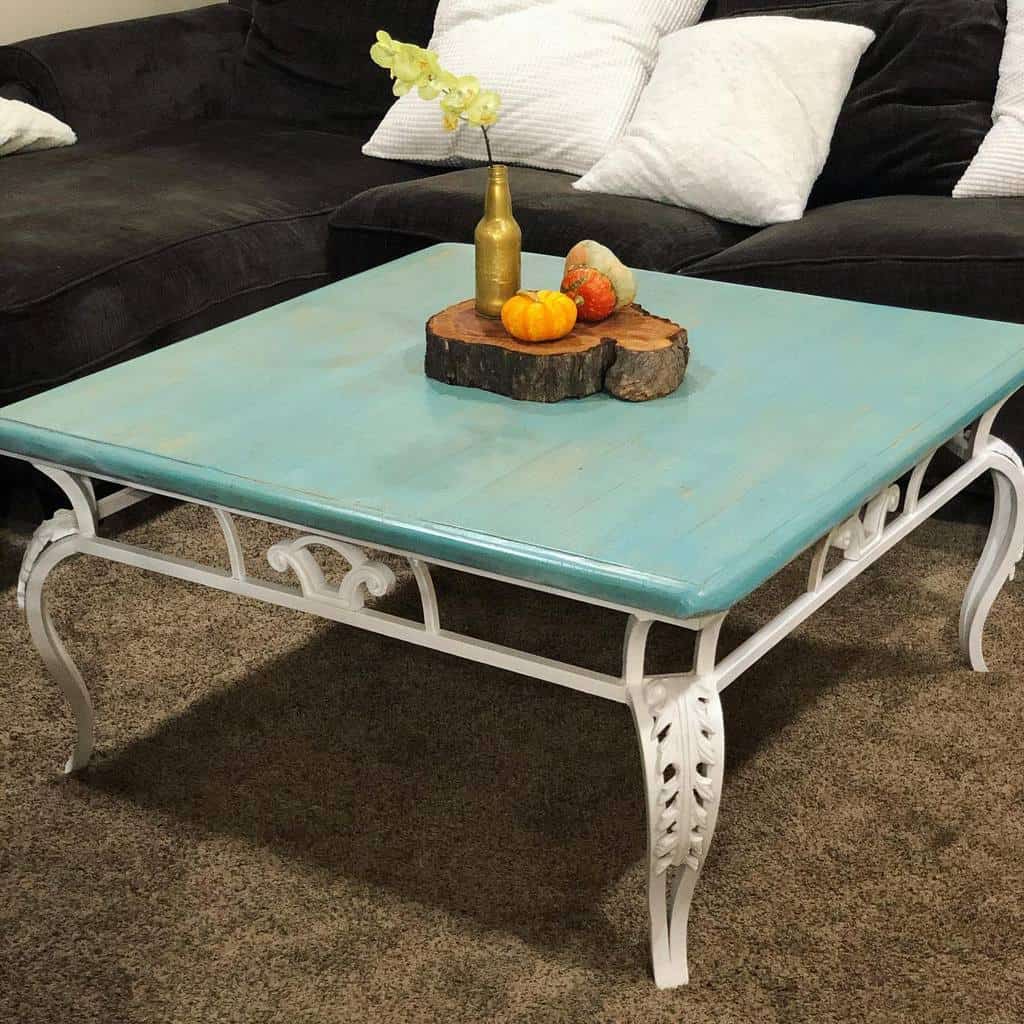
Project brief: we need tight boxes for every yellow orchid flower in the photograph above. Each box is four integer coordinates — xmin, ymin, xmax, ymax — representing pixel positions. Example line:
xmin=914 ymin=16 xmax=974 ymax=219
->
xmin=369 ymin=30 xmax=398 ymax=69
xmin=390 ymin=46 xmax=423 ymax=85
xmin=443 ymin=75 xmax=481 ymax=114
xmin=465 ymin=90 xmax=500 ymax=128
xmin=369 ymin=30 xmax=502 ymax=162
xmin=418 ymin=61 xmax=451 ymax=101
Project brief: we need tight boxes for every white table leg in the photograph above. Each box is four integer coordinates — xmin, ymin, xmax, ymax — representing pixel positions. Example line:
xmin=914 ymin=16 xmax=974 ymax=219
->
xmin=624 ymin=615 xmax=726 ymax=988
xmin=17 ymin=465 xmax=100 ymax=773
xmin=22 ymin=533 xmax=94 ymax=773
xmin=960 ymin=440 xmax=1024 ymax=671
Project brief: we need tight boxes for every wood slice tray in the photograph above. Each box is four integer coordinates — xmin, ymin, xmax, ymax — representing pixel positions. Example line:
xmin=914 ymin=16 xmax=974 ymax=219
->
xmin=425 ymin=299 xmax=689 ymax=403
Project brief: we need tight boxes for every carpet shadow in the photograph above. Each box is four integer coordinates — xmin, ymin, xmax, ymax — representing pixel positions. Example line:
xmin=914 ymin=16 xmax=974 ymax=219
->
xmin=0 ymin=530 xmax=24 ymax=590
xmin=81 ymin=566 xmax=945 ymax=971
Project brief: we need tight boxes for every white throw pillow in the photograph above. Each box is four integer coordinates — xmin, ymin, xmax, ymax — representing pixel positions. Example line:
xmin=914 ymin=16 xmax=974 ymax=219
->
xmin=0 ymin=98 xmax=76 ymax=157
xmin=363 ymin=0 xmax=708 ymax=175
xmin=954 ymin=0 xmax=1023 ymax=198
xmin=574 ymin=17 xmax=875 ymax=227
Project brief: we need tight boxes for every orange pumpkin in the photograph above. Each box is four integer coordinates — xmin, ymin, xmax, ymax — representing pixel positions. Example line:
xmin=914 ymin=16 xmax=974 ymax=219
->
xmin=500 ymin=289 xmax=577 ymax=343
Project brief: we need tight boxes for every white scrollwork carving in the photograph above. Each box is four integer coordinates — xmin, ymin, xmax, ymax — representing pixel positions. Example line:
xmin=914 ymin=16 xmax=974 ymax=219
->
xmin=643 ymin=674 xmax=722 ymax=876
xmin=834 ymin=484 xmax=901 ymax=559
xmin=17 ymin=509 xmax=79 ymax=610
xmin=947 ymin=426 xmax=973 ymax=461
xmin=267 ymin=535 xmax=396 ymax=610
xmin=807 ymin=483 xmax=900 ymax=591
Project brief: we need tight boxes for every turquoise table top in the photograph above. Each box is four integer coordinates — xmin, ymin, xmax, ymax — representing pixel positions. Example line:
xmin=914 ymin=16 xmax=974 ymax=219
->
xmin=3 ymin=244 xmax=1024 ymax=619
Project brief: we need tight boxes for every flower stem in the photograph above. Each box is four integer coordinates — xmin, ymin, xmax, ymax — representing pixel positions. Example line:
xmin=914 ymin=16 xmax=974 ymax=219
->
xmin=481 ymin=125 xmax=494 ymax=166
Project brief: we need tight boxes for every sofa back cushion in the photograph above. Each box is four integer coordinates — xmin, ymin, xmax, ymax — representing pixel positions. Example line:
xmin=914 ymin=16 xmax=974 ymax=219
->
xmin=233 ymin=0 xmax=440 ymax=139
xmin=711 ymin=0 xmax=1006 ymax=202
xmin=0 ymin=5 xmax=250 ymax=140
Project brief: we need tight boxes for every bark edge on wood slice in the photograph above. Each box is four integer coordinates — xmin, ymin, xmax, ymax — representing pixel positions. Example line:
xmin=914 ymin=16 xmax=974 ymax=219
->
xmin=425 ymin=299 xmax=689 ymax=403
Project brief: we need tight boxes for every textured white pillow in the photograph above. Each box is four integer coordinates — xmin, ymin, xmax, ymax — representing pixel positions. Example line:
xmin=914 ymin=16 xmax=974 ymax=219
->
xmin=0 ymin=98 xmax=76 ymax=158
xmin=574 ymin=17 xmax=875 ymax=227
xmin=363 ymin=0 xmax=708 ymax=175
xmin=954 ymin=0 xmax=1023 ymax=198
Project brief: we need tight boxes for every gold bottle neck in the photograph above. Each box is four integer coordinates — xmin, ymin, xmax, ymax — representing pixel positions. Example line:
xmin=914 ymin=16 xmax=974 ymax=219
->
xmin=483 ymin=164 xmax=512 ymax=219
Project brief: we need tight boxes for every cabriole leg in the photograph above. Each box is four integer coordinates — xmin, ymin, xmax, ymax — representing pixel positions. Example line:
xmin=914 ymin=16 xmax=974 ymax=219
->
xmin=624 ymin=615 xmax=726 ymax=988
xmin=960 ymin=444 xmax=1024 ymax=671
xmin=18 ymin=473 xmax=94 ymax=774
xmin=22 ymin=535 xmax=94 ymax=773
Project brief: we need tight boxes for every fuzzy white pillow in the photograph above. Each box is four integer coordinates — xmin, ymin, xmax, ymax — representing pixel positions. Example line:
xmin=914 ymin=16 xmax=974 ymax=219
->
xmin=574 ymin=17 xmax=875 ymax=227
xmin=954 ymin=0 xmax=1024 ymax=197
xmin=363 ymin=0 xmax=708 ymax=176
xmin=0 ymin=98 xmax=76 ymax=157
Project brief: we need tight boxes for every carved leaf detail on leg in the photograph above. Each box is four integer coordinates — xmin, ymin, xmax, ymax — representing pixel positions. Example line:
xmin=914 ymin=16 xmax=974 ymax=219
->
xmin=17 ymin=509 xmax=79 ymax=610
xmin=645 ymin=675 xmax=722 ymax=877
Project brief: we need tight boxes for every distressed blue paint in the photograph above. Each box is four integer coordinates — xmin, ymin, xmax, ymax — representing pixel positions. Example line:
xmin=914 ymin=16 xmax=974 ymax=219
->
xmin=3 ymin=243 xmax=1024 ymax=618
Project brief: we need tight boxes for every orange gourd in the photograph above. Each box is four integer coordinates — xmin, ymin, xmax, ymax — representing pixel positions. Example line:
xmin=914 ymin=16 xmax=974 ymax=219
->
xmin=564 ymin=240 xmax=637 ymax=310
xmin=561 ymin=267 xmax=617 ymax=322
xmin=500 ymin=289 xmax=577 ymax=343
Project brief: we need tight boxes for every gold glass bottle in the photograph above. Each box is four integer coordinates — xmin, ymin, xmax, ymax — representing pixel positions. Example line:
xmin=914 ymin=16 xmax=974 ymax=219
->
xmin=474 ymin=164 xmax=521 ymax=318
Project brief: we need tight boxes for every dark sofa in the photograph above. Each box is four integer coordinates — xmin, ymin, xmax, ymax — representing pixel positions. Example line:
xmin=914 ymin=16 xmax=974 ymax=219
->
xmin=3 ymin=0 xmax=1024 ymax=461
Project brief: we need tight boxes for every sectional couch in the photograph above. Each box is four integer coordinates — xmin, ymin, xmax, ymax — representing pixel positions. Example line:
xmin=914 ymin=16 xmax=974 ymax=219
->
xmin=2 ymin=0 xmax=1023 ymax=466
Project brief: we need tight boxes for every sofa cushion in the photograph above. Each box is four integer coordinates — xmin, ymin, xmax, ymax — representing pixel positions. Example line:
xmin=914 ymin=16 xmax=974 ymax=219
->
xmin=711 ymin=0 xmax=1006 ymax=202
xmin=233 ymin=0 xmax=440 ymax=140
xmin=0 ymin=4 xmax=251 ymax=140
xmin=0 ymin=120 xmax=435 ymax=404
xmin=328 ymin=166 xmax=755 ymax=279
xmin=686 ymin=195 xmax=1024 ymax=323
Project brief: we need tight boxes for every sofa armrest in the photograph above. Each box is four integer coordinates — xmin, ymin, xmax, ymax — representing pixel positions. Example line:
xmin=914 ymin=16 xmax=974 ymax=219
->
xmin=0 ymin=3 xmax=251 ymax=140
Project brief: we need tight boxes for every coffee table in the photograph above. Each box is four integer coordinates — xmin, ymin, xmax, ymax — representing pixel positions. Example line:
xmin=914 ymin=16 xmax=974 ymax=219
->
xmin=3 ymin=244 xmax=1024 ymax=988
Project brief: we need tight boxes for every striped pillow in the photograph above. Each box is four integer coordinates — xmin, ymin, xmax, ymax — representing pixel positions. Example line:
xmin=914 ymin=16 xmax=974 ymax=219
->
xmin=955 ymin=0 xmax=1024 ymax=197
xmin=363 ymin=0 xmax=709 ymax=177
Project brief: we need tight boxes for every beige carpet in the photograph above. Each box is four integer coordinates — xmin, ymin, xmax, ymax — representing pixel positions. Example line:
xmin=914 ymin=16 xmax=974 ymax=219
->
xmin=1 ymin=497 xmax=1022 ymax=1023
